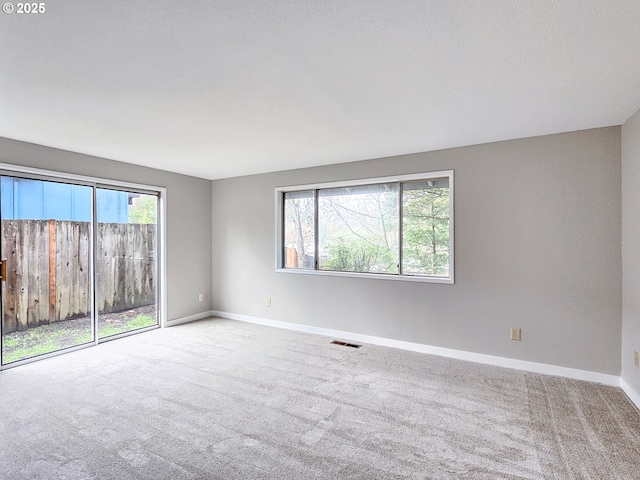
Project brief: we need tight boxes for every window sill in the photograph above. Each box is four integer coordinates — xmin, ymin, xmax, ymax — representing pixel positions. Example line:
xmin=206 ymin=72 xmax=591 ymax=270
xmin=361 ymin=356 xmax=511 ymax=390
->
xmin=275 ymin=267 xmax=454 ymax=284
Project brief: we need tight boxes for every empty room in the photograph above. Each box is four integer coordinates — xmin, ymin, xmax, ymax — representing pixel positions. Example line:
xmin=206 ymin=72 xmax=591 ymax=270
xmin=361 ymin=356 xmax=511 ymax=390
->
xmin=1 ymin=1 xmax=640 ymax=479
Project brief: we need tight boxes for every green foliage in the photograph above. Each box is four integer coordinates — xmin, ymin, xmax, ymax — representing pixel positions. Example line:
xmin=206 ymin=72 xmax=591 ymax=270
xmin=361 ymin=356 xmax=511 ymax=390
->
xmin=128 ymin=195 xmax=157 ymax=224
xmin=98 ymin=314 xmax=156 ymax=339
xmin=285 ymin=181 xmax=450 ymax=276
xmin=320 ymin=186 xmax=399 ymax=273
xmin=402 ymin=188 xmax=450 ymax=275
xmin=324 ymin=238 xmax=397 ymax=273
xmin=321 ymin=185 xmax=450 ymax=276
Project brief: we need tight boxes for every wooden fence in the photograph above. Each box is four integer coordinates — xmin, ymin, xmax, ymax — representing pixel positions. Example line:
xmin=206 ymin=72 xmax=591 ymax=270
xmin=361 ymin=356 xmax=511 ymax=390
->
xmin=1 ymin=220 xmax=156 ymax=334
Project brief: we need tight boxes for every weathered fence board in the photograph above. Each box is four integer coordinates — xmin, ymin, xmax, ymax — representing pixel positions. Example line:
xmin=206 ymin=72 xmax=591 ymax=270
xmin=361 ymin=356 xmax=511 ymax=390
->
xmin=1 ymin=220 xmax=156 ymax=333
xmin=55 ymin=220 xmax=91 ymax=321
xmin=96 ymin=223 xmax=156 ymax=314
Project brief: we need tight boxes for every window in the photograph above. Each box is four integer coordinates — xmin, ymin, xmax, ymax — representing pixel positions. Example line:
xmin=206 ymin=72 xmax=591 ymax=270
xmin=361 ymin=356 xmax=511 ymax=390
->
xmin=402 ymin=178 xmax=450 ymax=277
xmin=0 ymin=168 xmax=165 ymax=369
xmin=283 ymin=191 xmax=315 ymax=269
xmin=276 ymin=170 xmax=454 ymax=283
xmin=319 ymin=183 xmax=399 ymax=274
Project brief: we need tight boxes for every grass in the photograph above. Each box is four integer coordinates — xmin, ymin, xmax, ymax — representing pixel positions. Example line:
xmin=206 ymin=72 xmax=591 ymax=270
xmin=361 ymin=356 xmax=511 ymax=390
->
xmin=2 ymin=312 xmax=157 ymax=364
xmin=98 ymin=314 xmax=156 ymax=339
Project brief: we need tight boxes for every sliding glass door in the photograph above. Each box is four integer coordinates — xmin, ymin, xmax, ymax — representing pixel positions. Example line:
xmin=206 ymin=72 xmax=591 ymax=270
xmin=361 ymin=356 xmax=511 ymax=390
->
xmin=0 ymin=175 xmax=160 ymax=367
xmin=0 ymin=176 xmax=94 ymax=364
xmin=96 ymin=188 xmax=158 ymax=339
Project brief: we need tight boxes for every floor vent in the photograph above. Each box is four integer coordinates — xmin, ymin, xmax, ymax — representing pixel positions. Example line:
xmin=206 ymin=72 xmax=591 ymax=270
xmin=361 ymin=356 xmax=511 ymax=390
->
xmin=331 ymin=340 xmax=363 ymax=349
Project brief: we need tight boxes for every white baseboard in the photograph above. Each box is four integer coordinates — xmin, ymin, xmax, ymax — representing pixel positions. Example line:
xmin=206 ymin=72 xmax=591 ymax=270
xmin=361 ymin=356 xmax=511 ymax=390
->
xmin=620 ymin=379 xmax=640 ymax=411
xmin=166 ymin=310 xmax=213 ymax=327
xmin=211 ymin=310 xmax=620 ymax=387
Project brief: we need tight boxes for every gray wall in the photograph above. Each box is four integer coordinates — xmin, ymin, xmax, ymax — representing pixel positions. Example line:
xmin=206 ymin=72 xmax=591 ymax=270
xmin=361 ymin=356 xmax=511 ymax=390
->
xmin=622 ymin=108 xmax=640 ymax=393
xmin=212 ymin=127 xmax=622 ymax=375
xmin=0 ymin=137 xmax=213 ymax=322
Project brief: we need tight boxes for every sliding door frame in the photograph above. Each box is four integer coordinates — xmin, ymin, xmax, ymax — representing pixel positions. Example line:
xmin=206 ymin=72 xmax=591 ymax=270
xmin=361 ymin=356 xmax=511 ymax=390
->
xmin=0 ymin=162 xmax=167 ymax=370
xmin=94 ymin=184 xmax=161 ymax=343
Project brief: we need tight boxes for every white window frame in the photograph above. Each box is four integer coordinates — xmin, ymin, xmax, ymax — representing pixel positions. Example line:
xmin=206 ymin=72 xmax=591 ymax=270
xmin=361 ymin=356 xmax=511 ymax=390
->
xmin=275 ymin=170 xmax=454 ymax=284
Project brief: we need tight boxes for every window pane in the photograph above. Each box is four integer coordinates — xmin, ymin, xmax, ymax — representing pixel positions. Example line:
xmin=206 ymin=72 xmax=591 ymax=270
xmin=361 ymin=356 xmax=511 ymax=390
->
xmin=283 ymin=191 xmax=315 ymax=269
xmin=319 ymin=183 xmax=399 ymax=273
xmin=402 ymin=178 xmax=450 ymax=276
xmin=1 ymin=177 xmax=93 ymax=365
xmin=96 ymin=189 xmax=158 ymax=339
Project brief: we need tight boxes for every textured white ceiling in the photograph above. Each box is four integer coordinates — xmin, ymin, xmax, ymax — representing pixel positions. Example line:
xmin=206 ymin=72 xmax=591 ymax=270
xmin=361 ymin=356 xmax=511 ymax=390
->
xmin=1 ymin=1 xmax=640 ymax=180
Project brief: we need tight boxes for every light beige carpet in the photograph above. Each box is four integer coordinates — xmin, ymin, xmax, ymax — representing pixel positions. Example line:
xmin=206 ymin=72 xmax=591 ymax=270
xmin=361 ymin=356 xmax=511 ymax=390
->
xmin=1 ymin=317 xmax=639 ymax=479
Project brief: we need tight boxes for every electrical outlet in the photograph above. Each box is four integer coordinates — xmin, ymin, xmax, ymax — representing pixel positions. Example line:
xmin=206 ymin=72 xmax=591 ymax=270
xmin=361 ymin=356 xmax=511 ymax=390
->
xmin=635 ymin=351 xmax=639 ymax=368
xmin=198 ymin=294 xmax=204 ymax=302
xmin=266 ymin=298 xmax=271 ymax=307
xmin=510 ymin=328 xmax=521 ymax=341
